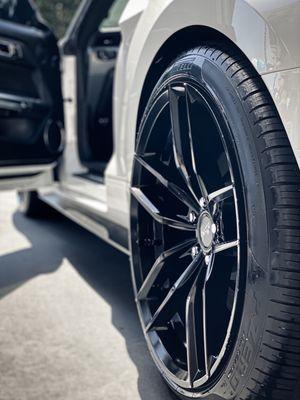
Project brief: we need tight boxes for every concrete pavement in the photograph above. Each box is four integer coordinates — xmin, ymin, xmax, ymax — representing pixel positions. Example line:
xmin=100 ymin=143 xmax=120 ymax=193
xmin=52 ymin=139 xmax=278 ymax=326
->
xmin=0 ymin=191 xmax=175 ymax=400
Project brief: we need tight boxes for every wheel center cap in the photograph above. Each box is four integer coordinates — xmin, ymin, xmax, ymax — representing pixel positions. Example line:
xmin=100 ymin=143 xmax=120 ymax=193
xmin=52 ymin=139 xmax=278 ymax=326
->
xmin=197 ymin=211 xmax=215 ymax=252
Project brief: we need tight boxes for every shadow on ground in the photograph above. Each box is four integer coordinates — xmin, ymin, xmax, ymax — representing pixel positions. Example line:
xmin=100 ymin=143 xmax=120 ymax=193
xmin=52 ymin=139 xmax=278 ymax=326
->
xmin=0 ymin=207 xmax=175 ymax=400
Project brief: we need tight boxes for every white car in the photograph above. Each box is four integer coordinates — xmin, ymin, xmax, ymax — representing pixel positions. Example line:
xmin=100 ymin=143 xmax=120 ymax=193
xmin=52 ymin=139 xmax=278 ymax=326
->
xmin=0 ymin=0 xmax=299 ymax=399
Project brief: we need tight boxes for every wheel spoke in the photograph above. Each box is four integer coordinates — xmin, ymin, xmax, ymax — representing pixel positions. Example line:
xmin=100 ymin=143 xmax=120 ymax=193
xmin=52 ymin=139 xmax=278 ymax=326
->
xmin=146 ymin=252 xmax=204 ymax=332
xmin=202 ymin=283 xmax=210 ymax=377
xmin=169 ymin=85 xmax=206 ymax=202
xmin=214 ymin=240 xmax=239 ymax=254
xmin=135 ymin=154 xmax=199 ymax=212
xmin=185 ymin=274 xmax=200 ymax=386
xmin=131 ymin=187 xmax=196 ymax=231
xmin=137 ymin=239 xmax=197 ymax=300
xmin=208 ymin=184 xmax=234 ymax=204
xmin=201 ymin=254 xmax=215 ymax=378
xmin=185 ymin=87 xmax=208 ymax=199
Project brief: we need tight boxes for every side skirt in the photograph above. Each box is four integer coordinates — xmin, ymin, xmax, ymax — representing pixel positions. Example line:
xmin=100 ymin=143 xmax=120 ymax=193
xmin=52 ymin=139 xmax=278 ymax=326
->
xmin=40 ymin=190 xmax=130 ymax=256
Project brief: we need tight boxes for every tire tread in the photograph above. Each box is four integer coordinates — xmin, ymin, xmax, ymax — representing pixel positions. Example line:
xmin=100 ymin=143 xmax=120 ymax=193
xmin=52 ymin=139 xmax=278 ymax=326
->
xmin=185 ymin=45 xmax=300 ymax=400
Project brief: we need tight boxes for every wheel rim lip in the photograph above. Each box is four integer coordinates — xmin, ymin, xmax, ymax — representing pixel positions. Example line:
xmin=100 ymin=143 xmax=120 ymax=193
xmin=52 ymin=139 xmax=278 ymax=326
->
xmin=130 ymin=77 xmax=245 ymax=392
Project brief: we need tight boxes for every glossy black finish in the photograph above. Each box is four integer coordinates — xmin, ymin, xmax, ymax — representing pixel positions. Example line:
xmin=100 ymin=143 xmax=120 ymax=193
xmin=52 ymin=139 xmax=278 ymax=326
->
xmin=131 ymin=80 xmax=245 ymax=391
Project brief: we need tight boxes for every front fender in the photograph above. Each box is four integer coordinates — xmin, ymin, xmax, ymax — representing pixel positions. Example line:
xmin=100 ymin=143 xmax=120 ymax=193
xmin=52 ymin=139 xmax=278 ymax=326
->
xmin=109 ymin=0 xmax=300 ymax=183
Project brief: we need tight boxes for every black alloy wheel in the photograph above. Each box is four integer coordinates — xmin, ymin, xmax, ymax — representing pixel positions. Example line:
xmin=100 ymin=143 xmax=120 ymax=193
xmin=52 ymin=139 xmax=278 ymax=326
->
xmin=131 ymin=62 xmax=246 ymax=392
xmin=130 ymin=45 xmax=300 ymax=400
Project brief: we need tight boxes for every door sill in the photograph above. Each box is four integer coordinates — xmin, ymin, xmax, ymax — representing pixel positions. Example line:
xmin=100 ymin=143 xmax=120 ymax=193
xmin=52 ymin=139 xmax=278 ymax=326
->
xmin=73 ymin=172 xmax=104 ymax=184
xmin=40 ymin=190 xmax=129 ymax=255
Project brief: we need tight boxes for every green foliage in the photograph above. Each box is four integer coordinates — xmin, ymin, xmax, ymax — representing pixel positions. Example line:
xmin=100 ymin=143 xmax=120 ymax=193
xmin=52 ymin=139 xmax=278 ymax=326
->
xmin=35 ymin=0 xmax=81 ymax=38
xmin=101 ymin=0 xmax=128 ymax=29
xmin=34 ymin=0 xmax=128 ymax=38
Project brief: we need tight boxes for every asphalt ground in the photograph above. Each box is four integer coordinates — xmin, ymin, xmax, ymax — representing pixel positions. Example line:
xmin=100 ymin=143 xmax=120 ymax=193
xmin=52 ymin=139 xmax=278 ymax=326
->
xmin=0 ymin=191 xmax=175 ymax=400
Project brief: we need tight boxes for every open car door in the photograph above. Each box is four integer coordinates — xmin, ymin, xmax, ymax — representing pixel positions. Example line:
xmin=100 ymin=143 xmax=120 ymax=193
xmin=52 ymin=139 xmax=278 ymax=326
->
xmin=0 ymin=0 xmax=63 ymax=191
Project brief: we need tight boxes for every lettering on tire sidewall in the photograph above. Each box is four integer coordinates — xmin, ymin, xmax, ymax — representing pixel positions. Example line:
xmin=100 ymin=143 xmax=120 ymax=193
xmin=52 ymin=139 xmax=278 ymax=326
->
xmin=215 ymin=254 xmax=267 ymax=399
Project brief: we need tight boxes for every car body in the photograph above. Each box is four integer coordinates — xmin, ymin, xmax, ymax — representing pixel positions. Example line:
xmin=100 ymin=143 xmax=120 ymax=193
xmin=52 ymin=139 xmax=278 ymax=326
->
xmin=0 ymin=0 xmax=299 ymax=399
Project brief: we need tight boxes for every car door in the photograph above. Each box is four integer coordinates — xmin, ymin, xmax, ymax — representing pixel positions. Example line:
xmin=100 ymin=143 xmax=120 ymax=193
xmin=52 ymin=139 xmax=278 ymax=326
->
xmin=0 ymin=0 xmax=63 ymax=190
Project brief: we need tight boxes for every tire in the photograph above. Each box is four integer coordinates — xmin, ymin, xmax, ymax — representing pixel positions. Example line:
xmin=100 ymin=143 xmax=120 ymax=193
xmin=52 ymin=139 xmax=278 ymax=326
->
xmin=130 ymin=44 xmax=300 ymax=400
xmin=17 ymin=190 xmax=48 ymax=218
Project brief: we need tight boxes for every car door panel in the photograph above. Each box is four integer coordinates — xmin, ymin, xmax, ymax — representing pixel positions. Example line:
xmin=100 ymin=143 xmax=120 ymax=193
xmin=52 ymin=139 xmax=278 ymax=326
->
xmin=0 ymin=18 xmax=63 ymax=163
xmin=0 ymin=1 xmax=63 ymax=189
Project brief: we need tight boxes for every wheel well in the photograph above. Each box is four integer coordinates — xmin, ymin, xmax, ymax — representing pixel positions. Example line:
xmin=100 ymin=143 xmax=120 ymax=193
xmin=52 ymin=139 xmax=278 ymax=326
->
xmin=136 ymin=25 xmax=240 ymax=130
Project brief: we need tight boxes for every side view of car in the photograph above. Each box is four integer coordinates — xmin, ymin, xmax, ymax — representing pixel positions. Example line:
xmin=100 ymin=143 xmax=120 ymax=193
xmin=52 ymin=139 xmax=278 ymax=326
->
xmin=0 ymin=0 xmax=299 ymax=399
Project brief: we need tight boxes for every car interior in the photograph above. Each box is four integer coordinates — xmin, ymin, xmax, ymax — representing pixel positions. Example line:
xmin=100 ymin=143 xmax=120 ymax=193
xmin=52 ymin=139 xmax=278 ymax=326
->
xmin=63 ymin=0 xmax=128 ymax=181
xmin=79 ymin=28 xmax=121 ymax=177
xmin=0 ymin=0 xmax=64 ymax=167
xmin=0 ymin=0 xmax=127 ymax=182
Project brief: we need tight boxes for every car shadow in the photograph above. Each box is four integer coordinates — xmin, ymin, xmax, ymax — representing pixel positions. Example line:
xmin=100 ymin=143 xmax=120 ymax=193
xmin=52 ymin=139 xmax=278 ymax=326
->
xmin=0 ymin=208 xmax=175 ymax=400
xmin=0 ymin=210 xmax=63 ymax=299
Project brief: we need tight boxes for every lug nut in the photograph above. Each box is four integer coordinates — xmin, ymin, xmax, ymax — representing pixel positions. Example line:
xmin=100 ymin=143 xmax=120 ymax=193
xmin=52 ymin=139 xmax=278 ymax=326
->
xmin=211 ymin=223 xmax=217 ymax=235
xmin=188 ymin=211 xmax=197 ymax=223
xmin=191 ymin=246 xmax=199 ymax=258
xmin=205 ymin=255 xmax=211 ymax=265
xmin=199 ymin=197 xmax=207 ymax=208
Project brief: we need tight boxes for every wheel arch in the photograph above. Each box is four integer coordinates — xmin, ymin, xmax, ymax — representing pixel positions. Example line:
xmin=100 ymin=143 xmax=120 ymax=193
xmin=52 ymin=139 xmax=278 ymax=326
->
xmin=110 ymin=0 xmax=299 ymax=186
xmin=136 ymin=25 xmax=245 ymax=132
